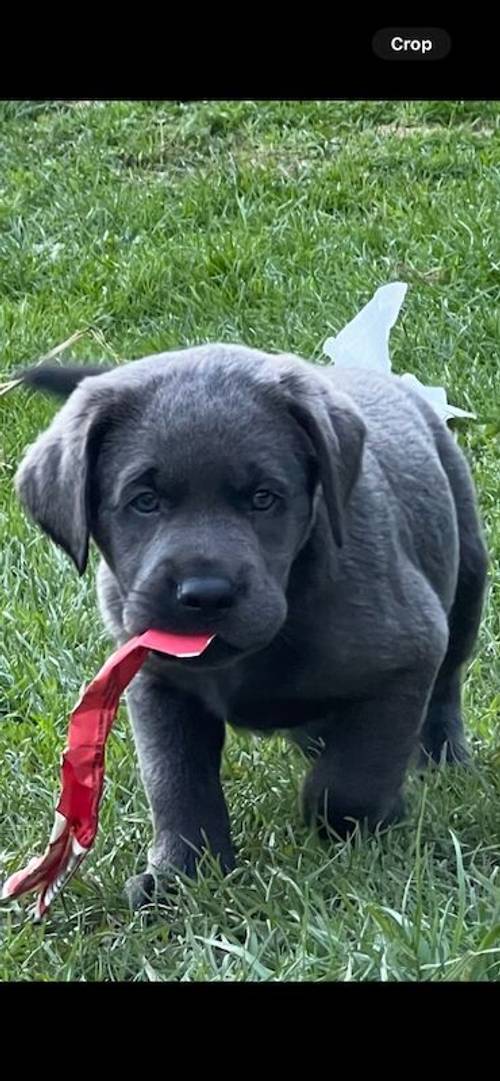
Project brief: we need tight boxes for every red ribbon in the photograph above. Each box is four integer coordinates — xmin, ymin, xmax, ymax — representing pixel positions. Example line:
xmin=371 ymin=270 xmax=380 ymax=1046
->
xmin=1 ymin=629 xmax=214 ymax=919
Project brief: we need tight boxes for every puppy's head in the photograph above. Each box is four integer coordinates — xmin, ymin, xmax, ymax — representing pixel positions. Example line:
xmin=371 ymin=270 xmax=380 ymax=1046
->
xmin=15 ymin=345 xmax=365 ymax=667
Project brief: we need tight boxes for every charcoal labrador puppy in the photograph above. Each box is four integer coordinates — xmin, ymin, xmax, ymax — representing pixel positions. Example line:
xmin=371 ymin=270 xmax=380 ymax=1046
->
xmin=15 ymin=344 xmax=487 ymax=907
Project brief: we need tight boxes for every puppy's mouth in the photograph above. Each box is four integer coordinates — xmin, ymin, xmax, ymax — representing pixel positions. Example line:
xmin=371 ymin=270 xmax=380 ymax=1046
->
xmin=163 ymin=635 xmax=242 ymax=669
xmin=129 ymin=626 xmax=246 ymax=670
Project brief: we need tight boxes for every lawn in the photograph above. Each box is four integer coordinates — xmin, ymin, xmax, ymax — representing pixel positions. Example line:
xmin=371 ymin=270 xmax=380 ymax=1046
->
xmin=0 ymin=99 xmax=499 ymax=982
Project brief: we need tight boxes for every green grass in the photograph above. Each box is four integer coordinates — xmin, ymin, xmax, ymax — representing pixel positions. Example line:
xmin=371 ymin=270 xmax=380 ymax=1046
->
xmin=1 ymin=100 xmax=499 ymax=981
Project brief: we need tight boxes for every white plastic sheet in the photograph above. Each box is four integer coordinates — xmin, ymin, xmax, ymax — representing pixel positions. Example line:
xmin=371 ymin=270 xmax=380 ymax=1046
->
xmin=323 ymin=283 xmax=475 ymax=423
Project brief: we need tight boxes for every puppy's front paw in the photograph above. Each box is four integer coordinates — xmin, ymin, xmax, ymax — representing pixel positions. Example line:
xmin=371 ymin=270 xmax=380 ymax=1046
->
xmin=302 ymin=777 xmax=406 ymax=840
xmin=124 ymin=872 xmax=156 ymax=910
xmin=124 ymin=856 xmax=196 ymax=911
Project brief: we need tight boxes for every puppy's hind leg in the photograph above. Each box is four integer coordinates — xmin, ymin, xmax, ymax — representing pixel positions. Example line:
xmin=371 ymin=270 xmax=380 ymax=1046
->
xmin=419 ymin=530 xmax=488 ymax=767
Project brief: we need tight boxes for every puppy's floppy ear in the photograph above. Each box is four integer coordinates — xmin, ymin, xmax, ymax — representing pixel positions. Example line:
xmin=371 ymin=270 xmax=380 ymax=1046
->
xmin=278 ymin=367 xmax=366 ymax=547
xmin=15 ymin=379 xmax=115 ymax=574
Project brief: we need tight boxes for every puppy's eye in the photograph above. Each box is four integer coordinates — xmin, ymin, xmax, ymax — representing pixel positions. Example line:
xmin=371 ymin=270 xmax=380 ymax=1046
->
xmin=129 ymin=491 xmax=160 ymax=515
xmin=251 ymin=489 xmax=277 ymax=511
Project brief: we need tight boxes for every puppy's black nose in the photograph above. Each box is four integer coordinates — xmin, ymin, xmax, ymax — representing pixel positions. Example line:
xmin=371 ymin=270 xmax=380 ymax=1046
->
xmin=176 ymin=577 xmax=235 ymax=612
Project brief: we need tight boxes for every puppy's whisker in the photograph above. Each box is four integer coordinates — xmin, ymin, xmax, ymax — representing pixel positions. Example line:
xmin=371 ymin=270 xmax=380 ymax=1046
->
xmin=128 ymin=587 xmax=153 ymax=599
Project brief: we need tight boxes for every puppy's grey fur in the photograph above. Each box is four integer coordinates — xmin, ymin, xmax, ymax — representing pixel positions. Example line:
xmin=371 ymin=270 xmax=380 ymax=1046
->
xmin=15 ymin=344 xmax=488 ymax=906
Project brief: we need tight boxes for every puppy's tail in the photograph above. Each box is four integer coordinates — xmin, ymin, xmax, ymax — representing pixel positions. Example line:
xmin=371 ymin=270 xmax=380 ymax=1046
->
xmin=18 ymin=363 xmax=113 ymax=399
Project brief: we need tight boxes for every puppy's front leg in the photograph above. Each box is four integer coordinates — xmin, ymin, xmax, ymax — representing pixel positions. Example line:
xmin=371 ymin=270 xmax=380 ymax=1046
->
xmin=124 ymin=672 xmax=234 ymax=908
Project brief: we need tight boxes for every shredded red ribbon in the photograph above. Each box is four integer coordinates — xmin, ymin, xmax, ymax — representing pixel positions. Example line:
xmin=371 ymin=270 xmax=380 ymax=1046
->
xmin=1 ymin=629 xmax=214 ymax=920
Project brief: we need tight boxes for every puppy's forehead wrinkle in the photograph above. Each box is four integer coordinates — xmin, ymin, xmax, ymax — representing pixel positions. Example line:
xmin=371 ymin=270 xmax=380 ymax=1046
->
xmin=126 ymin=368 xmax=306 ymax=451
